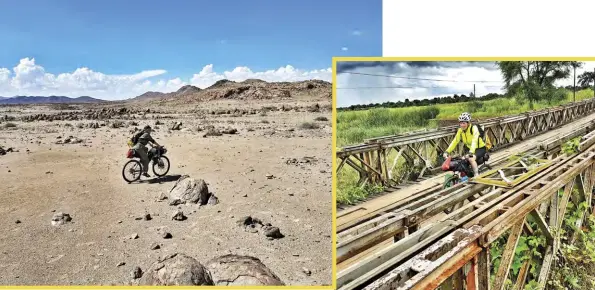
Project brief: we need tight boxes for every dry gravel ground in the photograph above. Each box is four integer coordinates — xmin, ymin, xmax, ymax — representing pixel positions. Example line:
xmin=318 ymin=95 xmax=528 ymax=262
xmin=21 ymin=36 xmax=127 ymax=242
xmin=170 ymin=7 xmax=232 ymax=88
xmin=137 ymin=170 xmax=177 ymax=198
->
xmin=0 ymin=100 xmax=332 ymax=286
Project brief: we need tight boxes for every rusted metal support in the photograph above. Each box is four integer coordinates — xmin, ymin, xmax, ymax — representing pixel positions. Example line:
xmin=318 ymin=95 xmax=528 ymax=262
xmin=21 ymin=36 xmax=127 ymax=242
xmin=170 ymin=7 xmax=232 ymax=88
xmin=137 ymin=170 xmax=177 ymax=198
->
xmin=466 ymin=256 xmax=478 ymax=290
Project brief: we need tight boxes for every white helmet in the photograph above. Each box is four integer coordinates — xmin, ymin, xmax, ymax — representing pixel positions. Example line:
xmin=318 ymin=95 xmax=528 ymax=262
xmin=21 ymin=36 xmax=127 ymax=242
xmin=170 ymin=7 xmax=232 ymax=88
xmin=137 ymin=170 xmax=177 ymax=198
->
xmin=458 ymin=112 xmax=471 ymax=122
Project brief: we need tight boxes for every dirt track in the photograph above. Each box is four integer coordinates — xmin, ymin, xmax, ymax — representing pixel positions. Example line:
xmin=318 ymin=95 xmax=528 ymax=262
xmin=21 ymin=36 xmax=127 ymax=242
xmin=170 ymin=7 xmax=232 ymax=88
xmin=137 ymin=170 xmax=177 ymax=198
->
xmin=0 ymin=100 xmax=332 ymax=285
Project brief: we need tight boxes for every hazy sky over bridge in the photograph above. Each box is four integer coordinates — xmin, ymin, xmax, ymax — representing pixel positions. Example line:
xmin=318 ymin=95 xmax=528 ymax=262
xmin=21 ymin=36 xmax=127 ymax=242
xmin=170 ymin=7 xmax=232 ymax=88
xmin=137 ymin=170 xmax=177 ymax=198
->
xmin=336 ymin=61 xmax=595 ymax=108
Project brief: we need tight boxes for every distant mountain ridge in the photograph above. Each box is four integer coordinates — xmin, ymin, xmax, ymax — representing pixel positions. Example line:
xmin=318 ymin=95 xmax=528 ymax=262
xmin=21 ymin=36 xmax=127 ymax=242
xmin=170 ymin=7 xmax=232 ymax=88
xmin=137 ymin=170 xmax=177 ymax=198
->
xmin=0 ymin=96 xmax=106 ymax=105
xmin=0 ymin=79 xmax=331 ymax=105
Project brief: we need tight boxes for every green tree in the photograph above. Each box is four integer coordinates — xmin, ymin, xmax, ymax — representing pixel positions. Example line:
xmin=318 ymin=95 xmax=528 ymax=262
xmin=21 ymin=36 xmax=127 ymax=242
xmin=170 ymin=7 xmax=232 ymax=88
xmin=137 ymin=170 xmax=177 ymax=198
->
xmin=497 ymin=61 xmax=579 ymax=108
xmin=578 ymin=71 xmax=595 ymax=89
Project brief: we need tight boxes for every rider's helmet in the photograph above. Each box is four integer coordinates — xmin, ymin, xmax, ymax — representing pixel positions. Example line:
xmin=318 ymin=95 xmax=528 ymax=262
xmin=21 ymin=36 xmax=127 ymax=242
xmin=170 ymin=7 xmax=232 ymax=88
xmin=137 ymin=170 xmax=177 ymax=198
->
xmin=144 ymin=125 xmax=152 ymax=131
xmin=458 ymin=112 xmax=471 ymax=122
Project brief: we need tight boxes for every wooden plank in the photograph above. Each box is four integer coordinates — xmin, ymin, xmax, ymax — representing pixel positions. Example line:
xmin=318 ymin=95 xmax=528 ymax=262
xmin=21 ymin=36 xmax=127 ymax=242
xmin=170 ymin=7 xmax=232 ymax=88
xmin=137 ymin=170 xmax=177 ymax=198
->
xmin=337 ymin=212 xmax=408 ymax=263
xmin=492 ymin=220 xmax=524 ymax=290
xmin=537 ymin=246 xmax=554 ymax=288
xmin=529 ymin=209 xmax=554 ymax=245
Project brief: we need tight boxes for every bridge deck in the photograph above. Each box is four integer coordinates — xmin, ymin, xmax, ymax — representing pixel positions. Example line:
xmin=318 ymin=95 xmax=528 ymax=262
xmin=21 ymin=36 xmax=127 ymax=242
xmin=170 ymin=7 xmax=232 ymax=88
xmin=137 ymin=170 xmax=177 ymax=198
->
xmin=337 ymin=113 xmax=595 ymax=233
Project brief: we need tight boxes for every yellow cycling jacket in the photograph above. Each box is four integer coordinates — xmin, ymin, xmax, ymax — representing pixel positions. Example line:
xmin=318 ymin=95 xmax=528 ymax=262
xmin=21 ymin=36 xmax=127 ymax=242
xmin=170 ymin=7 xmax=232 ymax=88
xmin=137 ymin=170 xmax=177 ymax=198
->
xmin=446 ymin=124 xmax=491 ymax=154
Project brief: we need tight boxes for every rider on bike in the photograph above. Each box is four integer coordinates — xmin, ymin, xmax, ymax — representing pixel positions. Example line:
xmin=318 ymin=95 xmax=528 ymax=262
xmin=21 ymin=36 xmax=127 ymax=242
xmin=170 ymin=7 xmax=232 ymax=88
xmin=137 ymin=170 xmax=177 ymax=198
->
xmin=442 ymin=112 xmax=489 ymax=178
xmin=133 ymin=125 xmax=161 ymax=178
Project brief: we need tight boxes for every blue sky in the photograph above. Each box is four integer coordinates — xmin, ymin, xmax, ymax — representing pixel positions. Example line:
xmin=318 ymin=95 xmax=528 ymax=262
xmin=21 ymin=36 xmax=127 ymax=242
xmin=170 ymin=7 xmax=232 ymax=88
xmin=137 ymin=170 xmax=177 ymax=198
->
xmin=0 ymin=0 xmax=382 ymax=99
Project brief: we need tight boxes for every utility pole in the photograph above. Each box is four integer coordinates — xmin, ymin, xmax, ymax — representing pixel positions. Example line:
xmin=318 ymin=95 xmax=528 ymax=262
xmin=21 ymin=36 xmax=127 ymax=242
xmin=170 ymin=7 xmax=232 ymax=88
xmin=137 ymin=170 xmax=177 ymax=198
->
xmin=474 ymin=84 xmax=476 ymax=98
xmin=573 ymin=65 xmax=576 ymax=102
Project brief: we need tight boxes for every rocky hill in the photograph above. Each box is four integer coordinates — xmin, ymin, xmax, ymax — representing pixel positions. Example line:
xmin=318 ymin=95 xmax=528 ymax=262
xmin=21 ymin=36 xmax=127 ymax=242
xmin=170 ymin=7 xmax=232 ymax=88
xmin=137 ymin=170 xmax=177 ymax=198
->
xmin=129 ymin=79 xmax=331 ymax=104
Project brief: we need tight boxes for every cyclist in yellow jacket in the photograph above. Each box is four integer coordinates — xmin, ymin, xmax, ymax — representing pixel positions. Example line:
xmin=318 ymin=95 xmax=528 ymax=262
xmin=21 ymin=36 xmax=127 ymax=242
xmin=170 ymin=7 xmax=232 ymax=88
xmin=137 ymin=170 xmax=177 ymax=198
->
xmin=442 ymin=112 xmax=490 ymax=177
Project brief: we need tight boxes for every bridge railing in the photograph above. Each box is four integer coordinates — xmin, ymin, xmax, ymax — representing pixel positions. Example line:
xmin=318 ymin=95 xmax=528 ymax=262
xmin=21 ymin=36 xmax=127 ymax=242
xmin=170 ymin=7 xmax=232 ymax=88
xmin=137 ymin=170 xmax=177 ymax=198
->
xmin=336 ymin=99 xmax=595 ymax=189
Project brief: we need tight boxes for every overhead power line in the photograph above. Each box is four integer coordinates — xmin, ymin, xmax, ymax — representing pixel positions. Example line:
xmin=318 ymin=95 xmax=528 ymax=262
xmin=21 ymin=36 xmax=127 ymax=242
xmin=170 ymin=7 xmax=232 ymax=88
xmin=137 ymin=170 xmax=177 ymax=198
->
xmin=336 ymin=85 xmax=504 ymax=90
xmin=340 ymin=71 xmax=503 ymax=83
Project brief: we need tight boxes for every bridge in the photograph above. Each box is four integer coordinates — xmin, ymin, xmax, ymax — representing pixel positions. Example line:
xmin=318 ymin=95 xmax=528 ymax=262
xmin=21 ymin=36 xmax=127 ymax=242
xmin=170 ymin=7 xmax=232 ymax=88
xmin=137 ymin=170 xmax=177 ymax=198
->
xmin=335 ymin=98 xmax=595 ymax=290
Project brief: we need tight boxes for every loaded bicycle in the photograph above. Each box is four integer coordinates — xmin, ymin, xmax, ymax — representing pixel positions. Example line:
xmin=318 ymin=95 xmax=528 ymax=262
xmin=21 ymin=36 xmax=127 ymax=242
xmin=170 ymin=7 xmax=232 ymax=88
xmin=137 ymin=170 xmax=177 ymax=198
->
xmin=122 ymin=145 xmax=170 ymax=183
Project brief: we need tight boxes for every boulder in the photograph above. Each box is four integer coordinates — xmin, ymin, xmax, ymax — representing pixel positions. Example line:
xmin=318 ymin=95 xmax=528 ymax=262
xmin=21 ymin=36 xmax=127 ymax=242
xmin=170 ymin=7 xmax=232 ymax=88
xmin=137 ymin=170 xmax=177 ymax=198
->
xmin=167 ymin=175 xmax=210 ymax=206
xmin=205 ymin=254 xmax=284 ymax=286
xmin=139 ymin=253 xmax=213 ymax=286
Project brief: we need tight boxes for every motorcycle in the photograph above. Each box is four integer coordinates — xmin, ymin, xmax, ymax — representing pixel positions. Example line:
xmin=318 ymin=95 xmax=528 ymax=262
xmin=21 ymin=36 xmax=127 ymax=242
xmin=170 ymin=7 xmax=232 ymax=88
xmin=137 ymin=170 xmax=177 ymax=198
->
xmin=122 ymin=145 xmax=170 ymax=183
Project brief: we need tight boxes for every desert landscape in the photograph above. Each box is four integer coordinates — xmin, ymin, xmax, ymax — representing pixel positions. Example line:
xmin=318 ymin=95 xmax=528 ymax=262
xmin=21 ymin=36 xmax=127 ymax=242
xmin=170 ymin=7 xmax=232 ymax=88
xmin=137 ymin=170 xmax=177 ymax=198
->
xmin=0 ymin=79 xmax=333 ymax=286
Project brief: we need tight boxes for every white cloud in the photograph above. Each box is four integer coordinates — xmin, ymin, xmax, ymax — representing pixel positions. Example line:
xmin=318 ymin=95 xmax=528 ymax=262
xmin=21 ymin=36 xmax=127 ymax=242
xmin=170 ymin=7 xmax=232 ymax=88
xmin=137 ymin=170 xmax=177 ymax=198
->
xmin=341 ymin=47 xmax=349 ymax=51
xmin=336 ymin=61 xmax=595 ymax=107
xmin=336 ymin=63 xmax=503 ymax=107
xmin=0 ymin=58 xmax=332 ymax=100
xmin=189 ymin=64 xmax=332 ymax=89
xmin=352 ymin=30 xmax=362 ymax=36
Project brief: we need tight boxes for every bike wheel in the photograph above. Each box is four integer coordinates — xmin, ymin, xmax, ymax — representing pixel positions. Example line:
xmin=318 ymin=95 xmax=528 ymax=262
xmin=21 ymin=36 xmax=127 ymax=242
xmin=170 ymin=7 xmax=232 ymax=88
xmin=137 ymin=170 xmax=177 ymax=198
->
xmin=122 ymin=160 xmax=142 ymax=183
xmin=443 ymin=174 xmax=460 ymax=189
xmin=442 ymin=174 xmax=461 ymax=214
xmin=152 ymin=156 xmax=170 ymax=177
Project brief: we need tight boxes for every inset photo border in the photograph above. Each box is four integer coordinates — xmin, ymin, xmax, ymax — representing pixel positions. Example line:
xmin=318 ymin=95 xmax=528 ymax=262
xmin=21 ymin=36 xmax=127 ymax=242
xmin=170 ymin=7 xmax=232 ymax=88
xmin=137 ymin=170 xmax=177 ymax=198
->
xmin=332 ymin=57 xmax=595 ymax=290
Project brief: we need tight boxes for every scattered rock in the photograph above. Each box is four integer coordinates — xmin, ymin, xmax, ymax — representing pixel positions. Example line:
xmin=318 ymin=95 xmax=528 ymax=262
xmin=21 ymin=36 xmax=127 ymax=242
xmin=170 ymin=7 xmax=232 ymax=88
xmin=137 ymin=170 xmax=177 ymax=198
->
xmin=203 ymin=129 xmax=222 ymax=137
xmin=132 ymin=266 xmax=143 ymax=279
xmin=56 ymin=136 xmax=84 ymax=145
xmin=150 ymin=243 xmax=161 ymax=250
xmin=15 ymin=220 xmax=21 ymax=224
xmin=172 ymin=210 xmax=187 ymax=221
xmin=138 ymin=253 xmax=214 ymax=286
xmin=302 ymin=267 xmax=312 ymax=276
xmin=205 ymin=254 xmax=284 ymax=286
xmin=110 ymin=121 xmax=124 ymax=129
xmin=158 ymin=192 xmax=168 ymax=201
xmin=236 ymin=216 xmax=284 ymax=239
xmin=51 ymin=212 xmax=72 ymax=226
xmin=157 ymin=228 xmax=173 ymax=239
xmin=221 ymin=127 xmax=238 ymax=135
xmin=117 ymin=261 xmax=126 ymax=267
xmin=127 ymin=233 xmax=139 ymax=240
xmin=207 ymin=195 xmax=219 ymax=205
xmin=286 ymin=156 xmax=318 ymax=166
xmin=263 ymin=226 xmax=284 ymax=239
xmin=170 ymin=122 xmax=183 ymax=130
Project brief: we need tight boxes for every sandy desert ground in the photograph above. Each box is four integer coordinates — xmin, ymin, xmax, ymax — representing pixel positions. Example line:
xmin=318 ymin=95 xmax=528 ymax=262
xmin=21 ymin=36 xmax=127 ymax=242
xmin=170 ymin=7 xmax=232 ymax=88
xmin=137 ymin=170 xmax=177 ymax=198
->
xmin=0 ymin=82 xmax=333 ymax=286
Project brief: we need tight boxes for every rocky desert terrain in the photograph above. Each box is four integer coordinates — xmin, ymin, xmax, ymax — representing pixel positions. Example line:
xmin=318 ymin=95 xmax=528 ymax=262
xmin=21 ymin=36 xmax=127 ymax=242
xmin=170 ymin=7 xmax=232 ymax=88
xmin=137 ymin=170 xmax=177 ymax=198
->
xmin=0 ymin=79 xmax=333 ymax=286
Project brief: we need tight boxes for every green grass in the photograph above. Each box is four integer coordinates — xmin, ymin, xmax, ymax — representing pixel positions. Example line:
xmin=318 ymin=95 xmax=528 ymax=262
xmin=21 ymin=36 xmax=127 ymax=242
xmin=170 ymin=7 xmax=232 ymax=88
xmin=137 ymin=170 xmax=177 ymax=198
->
xmin=338 ymin=89 xmax=594 ymax=147
xmin=337 ymin=106 xmax=440 ymax=147
xmin=336 ymin=89 xmax=594 ymax=205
